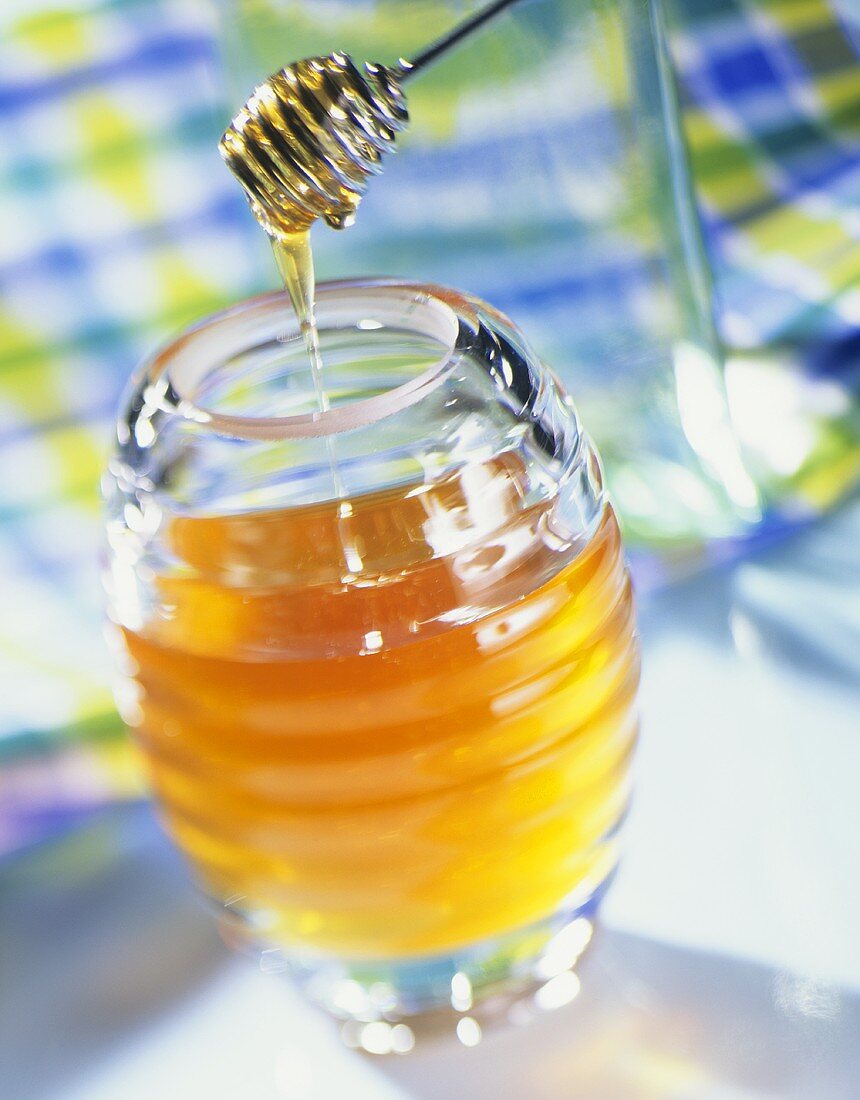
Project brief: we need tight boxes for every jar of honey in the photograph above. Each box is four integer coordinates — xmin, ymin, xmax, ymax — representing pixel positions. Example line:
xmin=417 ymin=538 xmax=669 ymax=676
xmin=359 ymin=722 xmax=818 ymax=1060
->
xmin=104 ymin=278 xmax=639 ymax=1039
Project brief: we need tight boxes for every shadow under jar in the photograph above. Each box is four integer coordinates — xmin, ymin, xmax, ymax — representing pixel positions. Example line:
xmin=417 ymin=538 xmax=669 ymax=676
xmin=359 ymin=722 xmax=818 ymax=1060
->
xmin=103 ymin=279 xmax=640 ymax=1040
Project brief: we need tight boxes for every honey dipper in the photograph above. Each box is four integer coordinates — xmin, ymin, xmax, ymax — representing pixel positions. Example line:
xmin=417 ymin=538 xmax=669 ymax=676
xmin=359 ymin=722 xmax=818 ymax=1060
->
xmin=219 ymin=0 xmax=524 ymax=237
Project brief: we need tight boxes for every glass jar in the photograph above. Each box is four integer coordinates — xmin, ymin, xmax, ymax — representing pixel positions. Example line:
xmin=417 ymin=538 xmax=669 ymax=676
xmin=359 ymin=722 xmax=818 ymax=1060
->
xmin=217 ymin=0 xmax=760 ymax=552
xmin=103 ymin=278 xmax=639 ymax=1039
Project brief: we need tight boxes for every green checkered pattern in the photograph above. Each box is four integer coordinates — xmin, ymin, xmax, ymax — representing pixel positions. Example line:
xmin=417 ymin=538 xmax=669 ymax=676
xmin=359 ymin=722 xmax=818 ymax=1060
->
xmin=672 ymin=0 xmax=860 ymax=506
xmin=0 ymin=0 xmax=268 ymax=853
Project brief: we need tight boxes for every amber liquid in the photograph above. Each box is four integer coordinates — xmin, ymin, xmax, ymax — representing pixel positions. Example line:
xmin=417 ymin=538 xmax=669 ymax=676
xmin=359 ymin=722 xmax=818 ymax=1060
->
xmin=271 ymin=231 xmax=350 ymax=505
xmin=122 ymin=470 xmax=638 ymax=960
xmin=271 ymin=232 xmax=327 ymax=413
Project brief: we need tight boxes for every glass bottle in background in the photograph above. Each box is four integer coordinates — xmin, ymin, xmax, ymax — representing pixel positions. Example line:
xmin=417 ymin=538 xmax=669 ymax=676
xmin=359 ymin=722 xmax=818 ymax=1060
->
xmin=216 ymin=0 xmax=760 ymax=555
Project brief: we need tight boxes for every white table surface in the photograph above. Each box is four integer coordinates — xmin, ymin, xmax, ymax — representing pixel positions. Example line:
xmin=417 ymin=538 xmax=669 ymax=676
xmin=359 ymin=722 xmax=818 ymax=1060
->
xmin=3 ymin=498 xmax=858 ymax=1100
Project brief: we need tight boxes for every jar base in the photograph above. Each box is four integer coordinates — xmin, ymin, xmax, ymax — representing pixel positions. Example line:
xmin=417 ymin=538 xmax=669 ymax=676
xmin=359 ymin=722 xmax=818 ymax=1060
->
xmin=235 ymin=872 xmax=614 ymax=1053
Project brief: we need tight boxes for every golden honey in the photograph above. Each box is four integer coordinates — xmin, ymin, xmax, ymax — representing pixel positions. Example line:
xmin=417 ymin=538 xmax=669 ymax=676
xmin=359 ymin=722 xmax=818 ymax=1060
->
xmin=120 ymin=464 xmax=638 ymax=959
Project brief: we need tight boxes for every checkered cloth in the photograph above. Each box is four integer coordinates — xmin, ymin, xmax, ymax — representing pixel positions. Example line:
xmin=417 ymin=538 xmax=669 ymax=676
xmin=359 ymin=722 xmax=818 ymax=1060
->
xmin=1 ymin=0 xmax=858 ymax=856
xmin=672 ymin=0 xmax=860 ymax=506
xmin=0 ymin=0 xmax=264 ymax=854
xmin=676 ymin=0 xmax=860 ymax=351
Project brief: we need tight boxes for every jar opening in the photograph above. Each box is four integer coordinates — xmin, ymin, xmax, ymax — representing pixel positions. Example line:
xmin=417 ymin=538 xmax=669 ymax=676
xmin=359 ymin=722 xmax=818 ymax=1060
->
xmin=157 ymin=282 xmax=462 ymax=441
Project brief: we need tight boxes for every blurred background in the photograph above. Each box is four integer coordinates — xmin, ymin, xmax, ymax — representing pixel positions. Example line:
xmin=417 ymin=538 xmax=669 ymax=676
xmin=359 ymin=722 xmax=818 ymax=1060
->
xmin=1 ymin=1 xmax=858 ymax=1097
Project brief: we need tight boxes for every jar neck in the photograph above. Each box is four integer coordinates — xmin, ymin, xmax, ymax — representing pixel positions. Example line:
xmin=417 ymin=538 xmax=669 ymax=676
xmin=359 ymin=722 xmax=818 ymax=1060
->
xmin=114 ymin=279 xmax=602 ymax=545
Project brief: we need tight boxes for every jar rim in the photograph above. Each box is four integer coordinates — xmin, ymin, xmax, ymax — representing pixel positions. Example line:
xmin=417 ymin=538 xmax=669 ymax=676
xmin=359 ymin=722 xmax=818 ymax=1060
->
xmin=150 ymin=279 xmax=473 ymax=442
